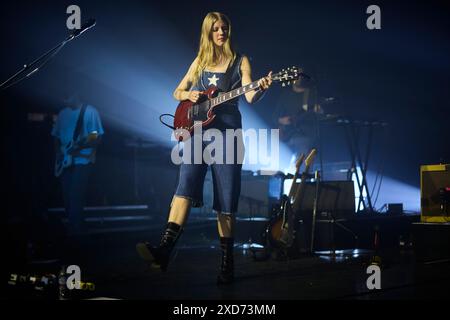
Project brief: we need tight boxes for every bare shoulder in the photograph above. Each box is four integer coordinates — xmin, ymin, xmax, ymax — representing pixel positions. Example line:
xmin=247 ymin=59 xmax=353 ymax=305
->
xmin=189 ymin=57 xmax=200 ymax=71
xmin=185 ymin=57 xmax=199 ymax=79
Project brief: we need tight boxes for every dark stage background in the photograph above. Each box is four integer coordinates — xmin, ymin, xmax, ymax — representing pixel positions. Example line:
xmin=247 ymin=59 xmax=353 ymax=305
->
xmin=1 ymin=0 xmax=449 ymax=220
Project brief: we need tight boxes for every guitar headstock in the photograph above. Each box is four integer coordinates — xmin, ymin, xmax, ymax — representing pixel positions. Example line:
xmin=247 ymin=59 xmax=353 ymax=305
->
xmin=295 ymin=153 xmax=305 ymax=171
xmin=304 ymin=148 xmax=317 ymax=168
xmin=272 ymin=66 xmax=301 ymax=87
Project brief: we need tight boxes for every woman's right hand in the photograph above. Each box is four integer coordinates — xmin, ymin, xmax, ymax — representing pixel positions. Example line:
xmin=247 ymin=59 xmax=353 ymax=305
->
xmin=188 ymin=91 xmax=202 ymax=103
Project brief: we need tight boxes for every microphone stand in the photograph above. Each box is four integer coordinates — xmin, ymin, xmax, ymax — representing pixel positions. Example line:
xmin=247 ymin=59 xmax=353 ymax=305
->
xmin=312 ymin=85 xmax=324 ymax=181
xmin=0 ymin=28 xmax=91 ymax=91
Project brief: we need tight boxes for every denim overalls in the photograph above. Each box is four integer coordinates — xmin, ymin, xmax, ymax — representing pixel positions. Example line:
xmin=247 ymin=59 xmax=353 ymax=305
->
xmin=174 ymin=54 xmax=244 ymax=215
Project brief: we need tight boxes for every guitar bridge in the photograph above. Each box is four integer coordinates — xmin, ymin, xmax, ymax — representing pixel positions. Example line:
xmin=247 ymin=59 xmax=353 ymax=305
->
xmin=191 ymin=103 xmax=208 ymax=122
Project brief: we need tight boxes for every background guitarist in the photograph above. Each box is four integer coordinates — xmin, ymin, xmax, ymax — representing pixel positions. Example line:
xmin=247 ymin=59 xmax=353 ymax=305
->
xmin=136 ymin=12 xmax=272 ymax=285
xmin=51 ymin=91 xmax=104 ymax=237
xmin=274 ymin=77 xmax=323 ymax=165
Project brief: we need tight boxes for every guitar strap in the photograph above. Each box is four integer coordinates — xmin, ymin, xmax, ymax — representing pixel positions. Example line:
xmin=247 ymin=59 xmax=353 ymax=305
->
xmin=73 ymin=104 xmax=87 ymax=142
xmin=225 ymin=53 xmax=242 ymax=88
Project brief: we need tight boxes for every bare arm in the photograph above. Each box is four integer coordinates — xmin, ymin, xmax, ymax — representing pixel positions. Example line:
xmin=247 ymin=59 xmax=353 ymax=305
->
xmin=173 ymin=58 xmax=202 ymax=103
xmin=240 ymin=56 xmax=272 ymax=104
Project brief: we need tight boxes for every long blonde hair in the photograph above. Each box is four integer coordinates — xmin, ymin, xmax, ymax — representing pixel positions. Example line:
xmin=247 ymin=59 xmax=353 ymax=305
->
xmin=191 ymin=12 xmax=236 ymax=86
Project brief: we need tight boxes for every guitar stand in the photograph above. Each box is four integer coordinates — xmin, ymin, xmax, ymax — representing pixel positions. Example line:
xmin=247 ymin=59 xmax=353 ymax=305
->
xmin=309 ymin=170 xmax=359 ymax=257
xmin=316 ymin=216 xmax=359 ymax=258
xmin=310 ymin=170 xmax=321 ymax=254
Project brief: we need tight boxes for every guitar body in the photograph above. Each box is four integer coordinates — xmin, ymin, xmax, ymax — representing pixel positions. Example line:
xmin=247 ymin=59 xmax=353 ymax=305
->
xmin=268 ymin=195 xmax=295 ymax=249
xmin=173 ymin=86 xmax=218 ymax=141
xmin=265 ymin=149 xmax=317 ymax=256
xmin=54 ymin=132 xmax=98 ymax=177
xmin=55 ymin=140 xmax=74 ymax=177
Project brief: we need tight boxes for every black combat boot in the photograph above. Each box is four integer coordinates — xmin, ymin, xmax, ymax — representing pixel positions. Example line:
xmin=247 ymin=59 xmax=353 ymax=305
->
xmin=136 ymin=222 xmax=182 ymax=271
xmin=217 ymin=237 xmax=234 ymax=285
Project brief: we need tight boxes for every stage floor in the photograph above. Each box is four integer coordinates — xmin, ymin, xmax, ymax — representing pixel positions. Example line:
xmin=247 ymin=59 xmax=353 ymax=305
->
xmin=8 ymin=217 xmax=449 ymax=300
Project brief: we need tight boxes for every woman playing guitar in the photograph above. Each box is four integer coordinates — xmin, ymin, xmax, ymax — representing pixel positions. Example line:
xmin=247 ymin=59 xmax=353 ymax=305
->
xmin=136 ymin=12 xmax=272 ymax=285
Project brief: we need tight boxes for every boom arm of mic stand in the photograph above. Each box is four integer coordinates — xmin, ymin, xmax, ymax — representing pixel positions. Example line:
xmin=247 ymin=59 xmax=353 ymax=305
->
xmin=0 ymin=33 xmax=79 ymax=91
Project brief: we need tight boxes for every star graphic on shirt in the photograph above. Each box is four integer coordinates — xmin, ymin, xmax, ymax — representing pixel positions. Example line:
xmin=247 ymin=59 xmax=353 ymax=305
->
xmin=207 ymin=74 xmax=220 ymax=86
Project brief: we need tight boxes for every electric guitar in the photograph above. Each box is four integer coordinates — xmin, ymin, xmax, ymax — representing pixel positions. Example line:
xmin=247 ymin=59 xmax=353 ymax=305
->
xmin=291 ymin=148 xmax=317 ymax=213
xmin=268 ymin=148 xmax=317 ymax=250
xmin=269 ymin=153 xmax=305 ymax=248
xmin=54 ymin=132 xmax=98 ymax=177
xmin=173 ymin=67 xmax=303 ymax=141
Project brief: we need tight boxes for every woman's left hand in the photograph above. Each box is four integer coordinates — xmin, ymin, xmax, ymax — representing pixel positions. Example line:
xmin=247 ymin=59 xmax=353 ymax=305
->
xmin=258 ymin=71 xmax=273 ymax=91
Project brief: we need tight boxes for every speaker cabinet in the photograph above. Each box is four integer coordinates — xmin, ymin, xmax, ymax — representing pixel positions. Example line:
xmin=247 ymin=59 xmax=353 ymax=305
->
xmin=421 ymin=164 xmax=450 ymax=223
xmin=294 ymin=180 xmax=356 ymax=219
xmin=238 ymin=172 xmax=282 ymax=219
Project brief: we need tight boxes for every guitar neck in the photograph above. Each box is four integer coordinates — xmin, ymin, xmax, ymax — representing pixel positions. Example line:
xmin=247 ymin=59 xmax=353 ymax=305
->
xmin=205 ymin=66 xmax=301 ymax=107
xmin=292 ymin=151 xmax=316 ymax=204
xmin=209 ymin=80 xmax=261 ymax=107
xmin=288 ymin=171 xmax=301 ymax=199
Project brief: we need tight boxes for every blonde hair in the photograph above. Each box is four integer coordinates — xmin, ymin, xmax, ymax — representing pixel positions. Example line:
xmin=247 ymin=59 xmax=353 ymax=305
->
xmin=191 ymin=12 xmax=236 ymax=86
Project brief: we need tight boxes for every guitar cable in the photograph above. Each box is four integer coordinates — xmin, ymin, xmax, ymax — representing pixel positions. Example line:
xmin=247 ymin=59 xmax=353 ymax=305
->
xmin=159 ymin=114 xmax=175 ymax=130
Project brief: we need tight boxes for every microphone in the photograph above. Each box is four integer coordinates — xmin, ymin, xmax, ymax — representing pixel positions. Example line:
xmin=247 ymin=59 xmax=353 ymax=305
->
xmin=70 ymin=19 xmax=96 ymax=39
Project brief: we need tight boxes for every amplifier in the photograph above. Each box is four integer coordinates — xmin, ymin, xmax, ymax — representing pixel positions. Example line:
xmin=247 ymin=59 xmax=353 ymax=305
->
xmin=197 ymin=170 xmax=282 ymax=218
xmin=238 ymin=171 xmax=283 ymax=219
xmin=421 ymin=164 xmax=450 ymax=223
xmin=294 ymin=180 xmax=356 ymax=219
